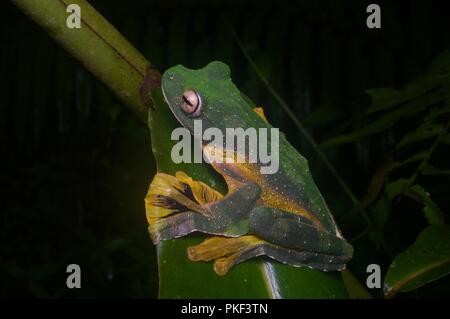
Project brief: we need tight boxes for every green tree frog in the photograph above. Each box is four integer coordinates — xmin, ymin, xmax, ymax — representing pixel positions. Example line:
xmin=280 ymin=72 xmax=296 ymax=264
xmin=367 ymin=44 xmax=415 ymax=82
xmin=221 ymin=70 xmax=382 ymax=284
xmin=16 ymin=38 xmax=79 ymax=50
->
xmin=145 ymin=61 xmax=353 ymax=276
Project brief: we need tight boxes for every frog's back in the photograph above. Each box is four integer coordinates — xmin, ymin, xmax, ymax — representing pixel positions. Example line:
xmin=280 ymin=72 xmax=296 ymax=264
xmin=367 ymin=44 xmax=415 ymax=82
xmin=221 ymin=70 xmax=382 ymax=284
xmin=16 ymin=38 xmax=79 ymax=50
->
xmin=248 ymin=133 xmax=339 ymax=234
xmin=213 ymin=110 xmax=341 ymax=234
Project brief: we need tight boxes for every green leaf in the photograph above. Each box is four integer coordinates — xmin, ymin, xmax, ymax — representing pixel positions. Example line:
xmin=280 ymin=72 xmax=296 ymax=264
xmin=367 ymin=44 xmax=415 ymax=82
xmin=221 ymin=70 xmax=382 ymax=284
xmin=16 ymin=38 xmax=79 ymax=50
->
xmin=397 ymin=105 xmax=450 ymax=148
xmin=321 ymin=91 xmax=444 ymax=148
xmin=384 ymin=179 xmax=444 ymax=226
xmin=397 ymin=123 xmax=444 ymax=148
xmin=367 ymin=51 xmax=450 ymax=115
xmin=384 ymin=225 xmax=450 ymax=298
xmin=148 ymin=88 xmax=350 ymax=298
xmin=423 ymin=105 xmax=450 ymax=122
xmin=408 ymin=185 xmax=445 ymax=226
xmin=369 ymin=193 xmax=391 ymax=247
xmin=390 ymin=152 xmax=427 ymax=171
xmin=341 ymin=269 xmax=372 ymax=299
xmin=365 ymin=88 xmax=407 ymax=114
xmin=367 ymin=179 xmax=445 ymax=252
xmin=383 ymin=179 xmax=407 ymax=201
xmin=422 ymin=164 xmax=450 ymax=176
xmin=322 ymin=51 xmax=450 ymax=148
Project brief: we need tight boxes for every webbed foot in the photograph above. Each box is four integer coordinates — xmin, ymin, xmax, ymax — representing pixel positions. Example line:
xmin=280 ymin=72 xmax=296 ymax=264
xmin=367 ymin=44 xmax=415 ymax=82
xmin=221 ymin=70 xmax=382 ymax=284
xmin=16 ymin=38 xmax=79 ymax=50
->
xmin=145 ymin=171 xmax=260 ymax=244
xmin=188 ymin=235 xmax=266 ymax=275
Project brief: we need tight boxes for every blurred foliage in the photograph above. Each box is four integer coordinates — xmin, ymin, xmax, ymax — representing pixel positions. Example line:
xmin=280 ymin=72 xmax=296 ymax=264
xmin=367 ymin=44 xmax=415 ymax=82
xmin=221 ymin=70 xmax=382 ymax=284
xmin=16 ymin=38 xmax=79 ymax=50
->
xmin=0 ymin=1 xmax=157 ymax=297
xmin=319 ymin=50 xmax=450 ymax=297
xmin=1 ymin=0 xmax=449 ymax=298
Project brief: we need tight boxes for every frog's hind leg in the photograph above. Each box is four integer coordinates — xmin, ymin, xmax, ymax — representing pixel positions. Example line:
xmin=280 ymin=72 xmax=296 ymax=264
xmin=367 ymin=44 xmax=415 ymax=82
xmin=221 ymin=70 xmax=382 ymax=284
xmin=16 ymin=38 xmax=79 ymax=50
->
xmin=212 ymin=242 xmax=348 ymax=274
xmin=249 ymin=206 xmax=353 ymax=270
xmin=188 ymin=235 xmax=349 ymax=276
xmin=247 ymin=245 xmax=350 ymax=272
xmin=185 ymin=204 xmax=353 ymax=275
xmin=187 ymin=235 xmax=343 ymax=275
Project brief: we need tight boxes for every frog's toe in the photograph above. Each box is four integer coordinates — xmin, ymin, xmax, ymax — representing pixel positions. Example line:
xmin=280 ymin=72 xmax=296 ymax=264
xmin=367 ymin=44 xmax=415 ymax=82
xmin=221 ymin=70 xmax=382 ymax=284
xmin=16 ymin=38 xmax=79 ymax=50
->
xmin=174 ymin=171 xmax=223 ymax=204
xmin=145 ymin=172 xmax=225 ymax=244
xmin=187 ymin=235 xmax=265 ymax=275
xmin=214 ymin=250 xmax=254 ymax=276
xmin=187 ymin=237 xmax=232 ymax=261
xmin=253 ymin=107 xmax=269 ymax=124
xmin=214 ymin=242 xmax=278 ymax=275
xmin=188 ymin=236 xmax=257 ymax=261
xmin=145 ymin=173 xmax=197 ymax=219
xmin=145 ymin=171 xmax=224 ymax=223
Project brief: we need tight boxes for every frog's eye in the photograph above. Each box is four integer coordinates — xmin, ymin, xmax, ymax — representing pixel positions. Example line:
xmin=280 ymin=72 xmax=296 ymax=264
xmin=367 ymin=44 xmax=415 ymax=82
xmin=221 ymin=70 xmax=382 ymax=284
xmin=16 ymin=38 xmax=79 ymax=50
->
xmin=181 ymin=90 xmax=203 ymax=117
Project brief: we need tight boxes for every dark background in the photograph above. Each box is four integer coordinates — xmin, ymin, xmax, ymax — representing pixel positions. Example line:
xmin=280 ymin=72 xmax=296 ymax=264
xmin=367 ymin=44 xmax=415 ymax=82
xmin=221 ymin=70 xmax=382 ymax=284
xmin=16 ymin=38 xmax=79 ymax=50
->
xmin=0 ymin=0 xmax=449 ymax=298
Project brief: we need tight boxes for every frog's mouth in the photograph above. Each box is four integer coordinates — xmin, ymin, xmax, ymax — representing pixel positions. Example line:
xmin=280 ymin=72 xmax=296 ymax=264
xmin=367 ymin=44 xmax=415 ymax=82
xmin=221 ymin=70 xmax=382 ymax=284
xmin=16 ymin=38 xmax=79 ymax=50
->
xmin=161 ymin=83 xmax=184 ymax=126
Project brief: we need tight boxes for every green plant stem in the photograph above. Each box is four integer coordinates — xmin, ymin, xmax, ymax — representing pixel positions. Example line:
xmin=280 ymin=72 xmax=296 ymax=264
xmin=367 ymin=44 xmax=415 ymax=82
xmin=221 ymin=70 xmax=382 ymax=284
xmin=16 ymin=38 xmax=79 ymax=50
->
xmin=403 ymin=120 xmax=450 ymax=192
xmin=10 ymin=0 xmax=157 ymax=122
xmin=350 ymin=227 xmax=371 ymax=243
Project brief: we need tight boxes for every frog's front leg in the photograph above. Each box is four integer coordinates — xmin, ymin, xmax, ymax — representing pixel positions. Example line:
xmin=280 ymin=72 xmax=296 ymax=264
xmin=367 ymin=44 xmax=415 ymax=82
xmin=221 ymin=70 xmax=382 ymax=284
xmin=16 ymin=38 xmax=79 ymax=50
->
xmin=188 ymin=206 xmax=353 ymax=275
xmin=145 ymin=172 xmax=261 ymax=244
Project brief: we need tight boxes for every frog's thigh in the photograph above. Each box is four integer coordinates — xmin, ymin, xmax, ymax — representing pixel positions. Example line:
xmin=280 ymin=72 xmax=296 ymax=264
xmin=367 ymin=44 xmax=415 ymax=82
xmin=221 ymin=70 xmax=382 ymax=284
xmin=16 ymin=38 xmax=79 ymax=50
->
xmin=253 ymin=245 xmax=348 ymax=271
xmin=249 ymin=206 xmax=352 ymax=269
